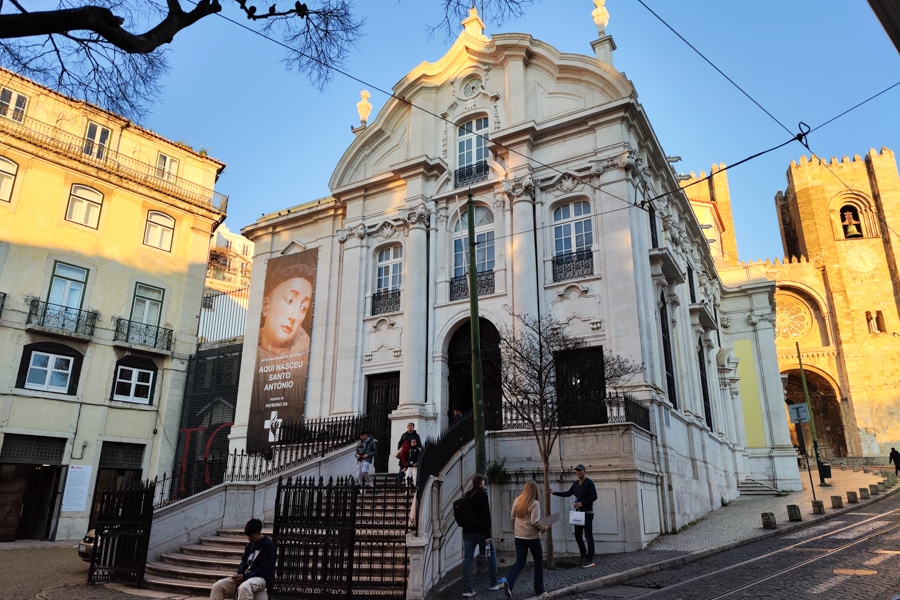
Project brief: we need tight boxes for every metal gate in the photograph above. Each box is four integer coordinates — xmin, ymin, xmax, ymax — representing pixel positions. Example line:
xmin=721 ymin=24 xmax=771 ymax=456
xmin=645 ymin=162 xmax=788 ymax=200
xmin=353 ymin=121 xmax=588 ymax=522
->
xmin=366 ymin=372 xmax=399 ymax=472
xmin=272 ymin=475 xmax=359 ymax=597
xmin=87 ymin=479 xmax=155 ymax=586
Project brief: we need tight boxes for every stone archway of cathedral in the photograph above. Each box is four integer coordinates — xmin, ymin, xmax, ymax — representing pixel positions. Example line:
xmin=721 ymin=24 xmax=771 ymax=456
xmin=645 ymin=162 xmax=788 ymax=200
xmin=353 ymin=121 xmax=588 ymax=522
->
xmin=447 ymin=318 xmax=502 ymax=430
xmin=783 ymin=370 xmax=848 ymax=459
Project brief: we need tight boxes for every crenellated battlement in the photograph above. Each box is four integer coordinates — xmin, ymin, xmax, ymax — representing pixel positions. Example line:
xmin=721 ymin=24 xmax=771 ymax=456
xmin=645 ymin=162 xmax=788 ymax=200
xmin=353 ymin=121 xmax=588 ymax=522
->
xmin=790 ymin=147 xmax=895 ymax=170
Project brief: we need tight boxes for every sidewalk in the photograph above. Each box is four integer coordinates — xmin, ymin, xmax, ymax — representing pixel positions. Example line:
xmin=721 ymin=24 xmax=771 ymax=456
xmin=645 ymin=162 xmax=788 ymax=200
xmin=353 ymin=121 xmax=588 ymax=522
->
xmin=426 ymin=466 xmax=898 ymax=599
xmin=7 ymin=467 xmax=894 ymax=600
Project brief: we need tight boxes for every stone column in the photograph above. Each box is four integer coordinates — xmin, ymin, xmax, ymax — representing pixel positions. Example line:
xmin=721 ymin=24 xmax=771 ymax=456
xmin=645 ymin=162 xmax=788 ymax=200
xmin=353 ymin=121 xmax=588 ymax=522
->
xmin=399 ymin=204 xmax=431 ymax=409
xmin=504 ymin=173 xmax=538 ymax=318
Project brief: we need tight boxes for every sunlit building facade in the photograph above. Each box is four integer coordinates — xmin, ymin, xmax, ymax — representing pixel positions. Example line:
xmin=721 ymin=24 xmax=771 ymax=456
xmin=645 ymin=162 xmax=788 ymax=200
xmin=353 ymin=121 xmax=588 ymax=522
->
xmin=235 ymin=7 xmax=800 ymax=545
xmin=0 ymin=68 xmax=227 ymax=541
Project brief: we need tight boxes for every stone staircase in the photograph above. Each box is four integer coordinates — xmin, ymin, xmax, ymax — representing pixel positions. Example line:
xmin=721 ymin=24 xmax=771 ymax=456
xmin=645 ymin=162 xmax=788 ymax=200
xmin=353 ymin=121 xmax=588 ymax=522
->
xmin=737 ymin=478 xmax=782 ymax=496
xmin=143 ymin=474 xmax=413 ymax=597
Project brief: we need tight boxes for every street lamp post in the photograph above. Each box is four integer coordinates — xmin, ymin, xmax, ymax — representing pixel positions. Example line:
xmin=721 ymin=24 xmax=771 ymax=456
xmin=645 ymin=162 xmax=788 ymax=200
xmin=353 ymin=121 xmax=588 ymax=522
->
xmin=796 ymin=342 xmax=828 ymax=486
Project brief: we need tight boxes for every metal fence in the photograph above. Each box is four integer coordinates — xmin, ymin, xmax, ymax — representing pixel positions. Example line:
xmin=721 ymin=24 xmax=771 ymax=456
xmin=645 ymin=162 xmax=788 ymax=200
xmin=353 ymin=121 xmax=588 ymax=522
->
xmin=88 ymin=479 xmax=155 ymax=586
xmin=415 ymin=412 xmax=474 ymax=501
xmin=155 ymin=414 xmax=373 ymax=508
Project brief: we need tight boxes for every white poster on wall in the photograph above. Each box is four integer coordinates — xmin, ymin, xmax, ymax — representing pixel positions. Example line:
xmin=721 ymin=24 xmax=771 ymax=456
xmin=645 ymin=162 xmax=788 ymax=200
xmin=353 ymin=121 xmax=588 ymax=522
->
xmin=61 ymin=465 xmax=92 ymax=513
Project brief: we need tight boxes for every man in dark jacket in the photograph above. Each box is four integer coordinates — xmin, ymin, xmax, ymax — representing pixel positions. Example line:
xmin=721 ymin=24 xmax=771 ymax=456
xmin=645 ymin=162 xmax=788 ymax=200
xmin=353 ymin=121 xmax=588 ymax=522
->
xmin=552 ymin=464 xmax=598 ymax=568
xmin=890 ymin=447 xmax=900 ymax=474
xmin=210 ymin=518 xmax=276 ymax=599
xmin=461 ymin=473 xmax=506 ymax=597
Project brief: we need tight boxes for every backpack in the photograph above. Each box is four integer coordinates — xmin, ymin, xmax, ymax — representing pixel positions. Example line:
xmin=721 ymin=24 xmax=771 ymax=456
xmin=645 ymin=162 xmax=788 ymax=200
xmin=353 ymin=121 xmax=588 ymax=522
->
xmin=453 ymin=492 xmax=478 ymax=529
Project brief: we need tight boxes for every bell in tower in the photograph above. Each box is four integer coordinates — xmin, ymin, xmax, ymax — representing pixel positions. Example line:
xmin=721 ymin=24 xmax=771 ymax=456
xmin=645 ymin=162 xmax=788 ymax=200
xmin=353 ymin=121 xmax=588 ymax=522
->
xmin=841 ymin=209 xmax=862 ymax=238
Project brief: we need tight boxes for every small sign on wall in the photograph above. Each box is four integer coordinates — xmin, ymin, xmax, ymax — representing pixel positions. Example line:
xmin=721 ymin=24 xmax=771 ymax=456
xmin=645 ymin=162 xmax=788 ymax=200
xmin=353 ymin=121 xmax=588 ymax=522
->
xmin=61 ymin=465 xmax=92 ymax=513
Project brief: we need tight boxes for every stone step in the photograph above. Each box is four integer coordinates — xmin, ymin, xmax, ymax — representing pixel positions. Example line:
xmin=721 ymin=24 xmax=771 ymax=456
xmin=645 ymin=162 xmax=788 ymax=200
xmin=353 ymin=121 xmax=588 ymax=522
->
xmin=737 ymin=479 xmax=781 ymax=496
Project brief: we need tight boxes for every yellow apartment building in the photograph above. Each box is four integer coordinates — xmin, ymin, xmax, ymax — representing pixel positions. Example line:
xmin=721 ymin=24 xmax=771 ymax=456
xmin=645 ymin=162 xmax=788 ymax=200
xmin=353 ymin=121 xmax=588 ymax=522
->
xmin=0 ymin=68 xmax=227 ymax=541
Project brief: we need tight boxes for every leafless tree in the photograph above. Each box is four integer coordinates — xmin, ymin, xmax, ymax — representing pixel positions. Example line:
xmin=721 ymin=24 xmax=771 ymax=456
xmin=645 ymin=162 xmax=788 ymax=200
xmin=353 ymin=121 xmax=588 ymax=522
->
xmin=0 ymin=0 xmax=539 ymax=119
xmin=495 ymin=310 xmax=641 ymax=567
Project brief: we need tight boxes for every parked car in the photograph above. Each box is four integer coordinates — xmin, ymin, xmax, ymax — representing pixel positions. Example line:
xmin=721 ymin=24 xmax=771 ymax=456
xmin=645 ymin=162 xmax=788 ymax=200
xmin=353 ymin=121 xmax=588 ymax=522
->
xmin=77 ymin=529 xmax=97 ymax=562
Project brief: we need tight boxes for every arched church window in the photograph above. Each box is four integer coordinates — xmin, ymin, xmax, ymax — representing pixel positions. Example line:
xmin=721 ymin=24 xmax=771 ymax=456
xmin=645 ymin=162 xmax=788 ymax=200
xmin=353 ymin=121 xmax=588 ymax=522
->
xmin=455 ymin=117 xmax=489 ymax=187
xmin=450 ymin=206 xmax=495 ymax=300
xmin=372 ymin=245 xmax=403 ymax=315
xmin=551 ymin=200 xmax=593 ymax=282
xmin=839 ymin=205 xmax=862 ymax=238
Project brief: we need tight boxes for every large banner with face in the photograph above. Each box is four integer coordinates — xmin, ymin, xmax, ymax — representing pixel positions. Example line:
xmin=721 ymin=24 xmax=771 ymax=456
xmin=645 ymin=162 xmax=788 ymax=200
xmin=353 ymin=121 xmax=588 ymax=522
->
xmin=247 ymin=249 xmax=318 ymax=454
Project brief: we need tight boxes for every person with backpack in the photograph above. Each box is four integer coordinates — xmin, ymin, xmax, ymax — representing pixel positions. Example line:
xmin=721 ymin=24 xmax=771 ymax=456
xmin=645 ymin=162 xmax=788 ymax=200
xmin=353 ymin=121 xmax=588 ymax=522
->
xmin=459 ymin=473 xmax=506 ymax=597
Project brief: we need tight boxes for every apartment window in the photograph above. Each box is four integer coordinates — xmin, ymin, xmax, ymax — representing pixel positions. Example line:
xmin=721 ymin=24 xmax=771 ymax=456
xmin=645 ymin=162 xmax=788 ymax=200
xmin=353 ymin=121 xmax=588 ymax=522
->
xmin=156 ymin=153 xmax=179 ymax=181
xmin=144 ymin=211 xmax=174 ymax=251
xmin=452 ymin=206 xmax=495 ymax=278
xmin=375 ymin=245 xmax=403 ymax=292
xmin=65 ymin=185 xmax=103 ymax=228
xmin=83 ymin=121 xmax=111 ymax=160
xmin=112 ymin=356 xmax=157 ymax=404
xmin=49 ymin=261 xmax=87 ymax=311
xmin=17 ymin=343 xmax=83 ymax=395
xmin=0 ymin=156 xmax=18 ymax=202
xmin=131 ymin=283 xmax=163 ymax=325
xmin=242 ymin=244 xmax=250 ymax=256
xmin=0 ymin=87 xmax=28 ymax=122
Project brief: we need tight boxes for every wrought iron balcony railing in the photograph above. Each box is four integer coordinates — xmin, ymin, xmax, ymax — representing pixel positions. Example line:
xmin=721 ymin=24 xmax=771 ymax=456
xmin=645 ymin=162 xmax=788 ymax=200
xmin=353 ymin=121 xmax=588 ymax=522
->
xmin=454 ymin=160 xmax=489 ymax=188
xmin=371 ymin=289 xmax=401 ymax=315
xmin=552 ymin=249 xmax=594 ymax=282
xmin=449 ymin=270 xmax=495 ymax=301
xmin=0 ymin=112 xmax=227 ymax=212
xmin=27 ymin=300 xmax=98 ymax=336
xmin=114 ymin=318 xmax=173 ymax=351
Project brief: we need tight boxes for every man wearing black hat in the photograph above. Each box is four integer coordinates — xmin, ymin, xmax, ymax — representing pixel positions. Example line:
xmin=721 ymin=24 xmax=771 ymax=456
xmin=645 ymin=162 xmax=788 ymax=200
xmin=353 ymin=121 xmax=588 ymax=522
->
xmin=552 ymin=464 xmax=597 ymax=568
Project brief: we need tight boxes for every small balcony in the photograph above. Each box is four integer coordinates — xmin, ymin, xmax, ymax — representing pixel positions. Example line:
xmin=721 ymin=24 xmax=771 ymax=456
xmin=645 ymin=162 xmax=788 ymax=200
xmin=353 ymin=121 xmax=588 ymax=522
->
xmin=113 ymin=318 xmax=174 ymax=352
xmin=552 ymin=249 xmax=594 ymax=282
xmin=449 ymin=270 xmax=495 ymax=301
xmin=26 ymin=300 xmax=97 ymax=338
xmin=454 ymin=160 xmax=489 ymax=188
xmin=371 ymin=289 xmax=401 ymax=315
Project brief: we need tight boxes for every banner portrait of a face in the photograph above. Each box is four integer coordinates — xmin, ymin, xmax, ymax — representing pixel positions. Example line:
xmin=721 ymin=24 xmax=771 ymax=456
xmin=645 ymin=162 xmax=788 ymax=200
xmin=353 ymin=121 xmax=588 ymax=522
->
xmin=247 ymin=249 xmax=318 ymax=454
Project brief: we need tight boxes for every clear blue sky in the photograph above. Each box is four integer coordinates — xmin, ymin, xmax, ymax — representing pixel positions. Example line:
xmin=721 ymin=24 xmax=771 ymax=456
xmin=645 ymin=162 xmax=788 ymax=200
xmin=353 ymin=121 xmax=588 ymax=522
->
xmin=141 ymin=0 xmax=900 ymax=262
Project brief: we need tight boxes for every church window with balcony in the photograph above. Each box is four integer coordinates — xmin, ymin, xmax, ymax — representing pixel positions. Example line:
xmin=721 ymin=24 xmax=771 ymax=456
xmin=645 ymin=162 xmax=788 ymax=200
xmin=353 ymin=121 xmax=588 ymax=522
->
xmin=552 ymin=200 xmax=593 ymax=282
xmin=451 ymin=205 xmax=495 ymax=300
xmin=372 ymin=245 xmax=403 ymax=315
xmin=455 ymin=117 xmax=489 ymax=188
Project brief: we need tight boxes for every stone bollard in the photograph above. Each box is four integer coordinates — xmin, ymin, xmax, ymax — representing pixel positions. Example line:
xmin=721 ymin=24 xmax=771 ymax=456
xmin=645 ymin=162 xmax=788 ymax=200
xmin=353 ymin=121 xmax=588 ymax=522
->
xmin=878 ymin=482 xmax=886 ymax=493
xmin=869 ymin=484 xmax=880 ymax=496
xmin=847 ymin=491 xmax=859 ymax=503
xmin=787 ymin=504 xmax=803 ymax=521
xmin=864 ymin=466 xmax=870 ymax=473
xmin=812 ymin=500 xmax=825 ymax=514
xmin=874 ymin=470 xmax=881 ymax=476
xmin=860 ymin=487 xmax=871 ymax=499
xmin=761 ymin=512 xmax=777 ymax=529
xmin=840 ymin=464 xmax=846 ymax=471
xmin=831 ymin=495 xmax=844 ymax=509
xmin=853 ymin=465 xmax=859 ymax=472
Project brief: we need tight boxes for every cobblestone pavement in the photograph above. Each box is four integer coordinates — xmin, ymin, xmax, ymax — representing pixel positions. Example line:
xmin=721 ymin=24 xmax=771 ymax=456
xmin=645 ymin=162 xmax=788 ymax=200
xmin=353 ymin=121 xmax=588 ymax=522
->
xmin=1 ymin=467 xmax=893 ymax=599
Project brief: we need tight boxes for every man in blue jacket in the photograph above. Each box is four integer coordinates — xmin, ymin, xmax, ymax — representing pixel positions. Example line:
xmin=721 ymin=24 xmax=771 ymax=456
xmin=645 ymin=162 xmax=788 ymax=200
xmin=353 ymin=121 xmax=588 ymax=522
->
xmin=210 ymin=518 xmax=276 ymax=600
xmin=552 ymin=464 xmax=598 ymax=568
xmin=461 ymin=473 xmax=506 ymax=597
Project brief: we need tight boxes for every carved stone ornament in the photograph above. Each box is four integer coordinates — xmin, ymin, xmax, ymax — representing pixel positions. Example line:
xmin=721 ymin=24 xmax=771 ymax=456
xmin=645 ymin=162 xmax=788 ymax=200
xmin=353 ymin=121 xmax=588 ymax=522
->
xmin=616 ymin=150 xmax=637 ymax=170
xmin=354 ymin=224 xmax=367 ymax=239
xmin=558 ymin=174 xmax=579 ymax=193
xmin=402 ymin=204 xmax=431 ymax=226
xmin=378 ymin=222 xmax=397 ymax=239
xmin=337 ymin=229 xmax=350 ymax=243
xmin=590 ymin=161 xmax=605 ymax=175
xmin=503 ymin=174 xmax=535 ymax=200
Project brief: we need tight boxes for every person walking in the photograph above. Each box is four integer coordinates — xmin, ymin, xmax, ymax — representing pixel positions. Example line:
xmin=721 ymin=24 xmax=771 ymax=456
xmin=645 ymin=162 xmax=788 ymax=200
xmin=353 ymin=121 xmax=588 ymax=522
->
xmin=355 ymin=431 xmax=377 ymax=487
xmin=552 ymin=464 xmax=597 ymax=568
xmin=503 ymin=480 xmax=550 ymax=599
xmin=890 ymin=447 xmax=900 ymax=475
xmin=209 ymin=518 xmax=275 ymax=600
xmin=397 ymin=422 xmax=422 ymax=483
xmin=405 ymin=437 xmax=422 ymax=486
xmin=460 ymin=473 xmax=506 ymax=597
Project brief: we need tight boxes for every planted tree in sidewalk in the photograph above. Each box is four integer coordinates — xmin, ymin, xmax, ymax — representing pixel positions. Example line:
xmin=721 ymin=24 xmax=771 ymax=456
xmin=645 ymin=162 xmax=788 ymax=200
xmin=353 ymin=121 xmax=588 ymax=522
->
xmin=494 ymin=309 xmax=641 ymax=567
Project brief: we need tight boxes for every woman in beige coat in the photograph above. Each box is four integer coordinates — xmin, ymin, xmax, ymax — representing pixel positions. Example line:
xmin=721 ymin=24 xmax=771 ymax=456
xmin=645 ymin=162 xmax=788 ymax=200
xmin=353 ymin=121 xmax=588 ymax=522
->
xmin=502 ymin=480 xmax=549 ymax=598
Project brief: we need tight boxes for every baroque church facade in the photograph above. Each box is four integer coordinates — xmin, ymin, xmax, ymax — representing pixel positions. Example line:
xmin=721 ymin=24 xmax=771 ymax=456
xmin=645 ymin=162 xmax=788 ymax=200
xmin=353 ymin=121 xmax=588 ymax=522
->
xmin=233 ymin=6 xmax=800 ymax=540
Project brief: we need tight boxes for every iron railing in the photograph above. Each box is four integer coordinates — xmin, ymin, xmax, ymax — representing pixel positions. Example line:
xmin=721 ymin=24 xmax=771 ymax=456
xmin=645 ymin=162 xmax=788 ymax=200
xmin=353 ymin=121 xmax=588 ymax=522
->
xmin=449 ymin=270 xmax=495 ymax=301
xmin=552 ymin=248 xmax=594 ymax=282
xmin=0 ymin=291 xmax=5 ymax=319
xmin=155 ymin=414 xmax=372 ymax=508
xmin=26 ymin=299 xmax=98 ymax=336
xmin=371 ymin=289 xmax=401 ymax=315
xmin=197 ymin=285 xmax=249 ymax=345
xmin=454 ymin=160 xmax=489 ymax=188
xmin=603 ymin=392 xmax=651 ymax=431
xmin=502 ymin=391 xmax=650 ymax=432
xmin=0 ymin=111 xmax=227 ymax=212
xmin=113 ymin=318 xmax=173 ymax=351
